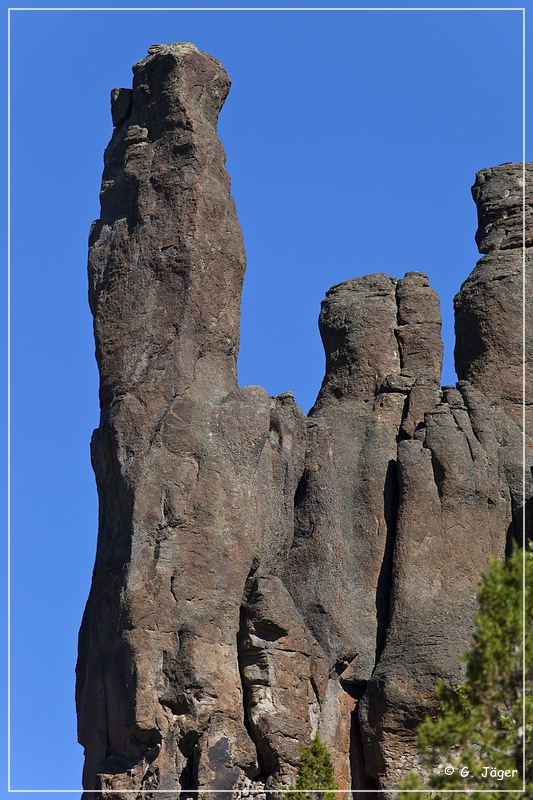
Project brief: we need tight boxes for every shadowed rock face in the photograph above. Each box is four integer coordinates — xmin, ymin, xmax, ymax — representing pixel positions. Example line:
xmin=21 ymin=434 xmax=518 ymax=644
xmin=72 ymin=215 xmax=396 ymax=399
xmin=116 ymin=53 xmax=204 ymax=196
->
xmin=77 ymin=44 xmax=532 ymax=798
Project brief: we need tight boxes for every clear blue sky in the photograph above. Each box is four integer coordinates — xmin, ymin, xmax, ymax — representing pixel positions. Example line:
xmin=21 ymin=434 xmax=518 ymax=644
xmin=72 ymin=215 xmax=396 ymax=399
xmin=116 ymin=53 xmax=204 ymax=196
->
xmin=2 ymin=2 xmax=527 ymax=795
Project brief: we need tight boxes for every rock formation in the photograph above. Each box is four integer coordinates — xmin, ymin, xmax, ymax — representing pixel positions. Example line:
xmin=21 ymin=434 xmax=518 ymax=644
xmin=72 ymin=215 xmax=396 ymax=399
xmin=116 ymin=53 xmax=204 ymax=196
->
xmin=76 ymin=43 xmax=532 ymax=799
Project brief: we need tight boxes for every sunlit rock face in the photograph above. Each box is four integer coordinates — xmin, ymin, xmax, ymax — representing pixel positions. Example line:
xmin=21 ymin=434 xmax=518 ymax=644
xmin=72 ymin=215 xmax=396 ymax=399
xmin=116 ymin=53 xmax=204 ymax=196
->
xmin=76 ymin=43 xmax=532 ymax=799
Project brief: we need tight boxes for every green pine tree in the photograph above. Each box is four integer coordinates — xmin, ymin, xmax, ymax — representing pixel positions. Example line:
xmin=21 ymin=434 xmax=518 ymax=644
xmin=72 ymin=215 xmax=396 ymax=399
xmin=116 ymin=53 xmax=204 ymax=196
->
xmin=397 ymin=546 xmax=532 ymax=800
xmin=289 ymin=733 xmax=338 ymax=800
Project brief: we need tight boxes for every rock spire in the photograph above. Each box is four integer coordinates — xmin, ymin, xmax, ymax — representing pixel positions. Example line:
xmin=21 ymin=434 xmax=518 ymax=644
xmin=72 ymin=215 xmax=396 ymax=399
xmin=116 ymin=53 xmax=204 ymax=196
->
xmin=77 ymin=44 xmax=532 ymax=798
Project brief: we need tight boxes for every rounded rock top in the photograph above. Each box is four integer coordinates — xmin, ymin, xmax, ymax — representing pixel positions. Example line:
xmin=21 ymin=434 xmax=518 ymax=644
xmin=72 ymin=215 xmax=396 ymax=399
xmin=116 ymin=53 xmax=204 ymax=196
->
xmin=147 ymin=41 xmax=200 ymax=56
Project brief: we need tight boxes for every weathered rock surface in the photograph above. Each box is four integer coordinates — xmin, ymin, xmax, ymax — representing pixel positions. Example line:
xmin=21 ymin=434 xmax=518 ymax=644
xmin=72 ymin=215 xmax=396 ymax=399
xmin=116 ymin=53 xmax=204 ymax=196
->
xmin=284 ymin=271 xmax=442 ymax=687
xmin=77 ymin=43 xmax=532 ymax=798
xmin=78 ymin=43 xmax=314 ymax=798
xmin=456 ymin=162 xmax=532 ymax=544
xmin=359 ymin=383 xmax=512 ymax=787
xmin=359 ymin=163 xmax=532 ymax=788
xmin=456 ymin=163 xmax=533 ymax=427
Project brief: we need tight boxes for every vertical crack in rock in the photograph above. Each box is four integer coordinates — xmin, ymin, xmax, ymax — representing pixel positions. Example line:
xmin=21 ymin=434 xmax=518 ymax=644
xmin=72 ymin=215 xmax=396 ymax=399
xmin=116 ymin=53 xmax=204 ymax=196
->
xmin=349 ymin=699 xmax=380 ymax=799
xmin=236 ymin=561 xmax=263 ymax=781
xmin=77 ymin=41 xmax=532 ymax=797
xmin=373 ymin=457 xmax=399 ymax=663
xmin=394 ymin=272 xmax=444 ymax=439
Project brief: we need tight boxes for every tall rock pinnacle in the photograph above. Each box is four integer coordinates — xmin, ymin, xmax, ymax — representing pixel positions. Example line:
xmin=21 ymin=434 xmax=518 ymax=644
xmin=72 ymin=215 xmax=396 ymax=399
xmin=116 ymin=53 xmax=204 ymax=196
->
xmin=455 ymin=163 xmax=532 ymax=427
xmin=88 ymin=41 xmax=244 ymax=406
xmin=78 ymin=42 xmax=318 ymax=797
xmin=77 ymin=43 xmax=532 ymax=798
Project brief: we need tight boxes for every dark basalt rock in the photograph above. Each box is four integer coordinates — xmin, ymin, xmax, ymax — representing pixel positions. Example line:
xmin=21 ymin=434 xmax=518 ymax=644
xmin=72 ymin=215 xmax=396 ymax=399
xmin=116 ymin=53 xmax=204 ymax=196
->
xmin=284 ymin=271 xmax=443 ymax=690
xmin=456 ymin=163 xmax=533 ymax=428
xmin=77 ymin=43 xmax=532 ymax=798
xmin=359 ymin=162 xmax=532 ymax=788
xmin=472 ymin=162 xmax=532 ymax=254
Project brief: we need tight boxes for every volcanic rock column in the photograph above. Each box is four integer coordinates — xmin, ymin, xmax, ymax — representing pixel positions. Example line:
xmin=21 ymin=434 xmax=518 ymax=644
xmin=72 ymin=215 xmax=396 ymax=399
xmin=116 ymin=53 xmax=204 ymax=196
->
xmin=359 ymin=163 xmax=532 ymax=790
xmin=282 ymin=271 xmax=443 ymax=789
xmin=456 ymin=163 xmax=532 ymax=425
xmin=76 ymin=43 xmax=315 ymax=798
xmin=284 ymin=272 xmax=443 ymax=676
xmin=77 ymin=43 xmax=532 ymax=797
xmin=455 ymin=162 xmax=533 ymax=545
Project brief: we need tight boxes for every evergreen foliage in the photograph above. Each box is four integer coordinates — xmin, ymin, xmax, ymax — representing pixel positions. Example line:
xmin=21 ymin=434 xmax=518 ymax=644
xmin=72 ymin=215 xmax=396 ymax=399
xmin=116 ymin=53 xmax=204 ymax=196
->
xmin=290 ymin=733 xmax=338 ymax=800
xmin=397 ymin=546 xmax=532 ymax=800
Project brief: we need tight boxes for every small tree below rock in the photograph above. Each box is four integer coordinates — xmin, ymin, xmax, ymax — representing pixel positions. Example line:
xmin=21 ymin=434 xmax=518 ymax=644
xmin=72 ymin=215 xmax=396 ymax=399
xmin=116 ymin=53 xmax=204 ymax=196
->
xmin=397 ymin=546 xmax=532 ymax=799
xmin=290 ymin=733 xmax=338 ymax=800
